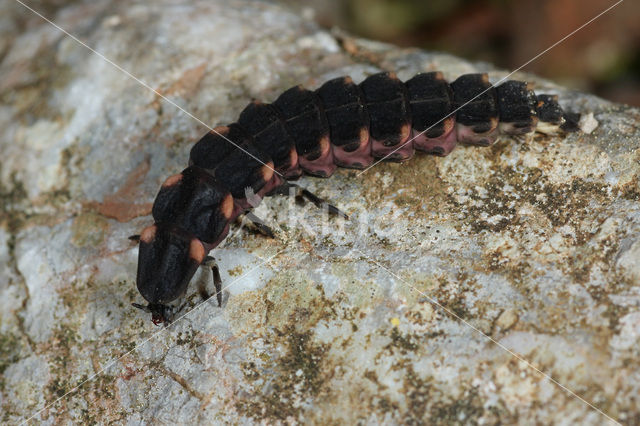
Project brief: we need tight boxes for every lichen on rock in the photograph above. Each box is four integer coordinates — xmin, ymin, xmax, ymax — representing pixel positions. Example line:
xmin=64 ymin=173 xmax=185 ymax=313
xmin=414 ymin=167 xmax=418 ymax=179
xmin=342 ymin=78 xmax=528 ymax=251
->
xmin=1 ymin=0 xmax=639 ymax=424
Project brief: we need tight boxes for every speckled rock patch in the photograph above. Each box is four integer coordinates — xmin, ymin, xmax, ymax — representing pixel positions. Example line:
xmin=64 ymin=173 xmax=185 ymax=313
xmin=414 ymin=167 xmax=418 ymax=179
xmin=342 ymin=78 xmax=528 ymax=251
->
xmin=1 ymin=0 xmax=639 ymax=424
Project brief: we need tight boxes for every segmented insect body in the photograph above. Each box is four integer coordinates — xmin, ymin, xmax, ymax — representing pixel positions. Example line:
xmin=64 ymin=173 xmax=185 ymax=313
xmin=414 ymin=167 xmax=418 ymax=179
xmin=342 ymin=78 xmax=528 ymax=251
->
xmin=134 ymin=71 xmax=579 ymax=325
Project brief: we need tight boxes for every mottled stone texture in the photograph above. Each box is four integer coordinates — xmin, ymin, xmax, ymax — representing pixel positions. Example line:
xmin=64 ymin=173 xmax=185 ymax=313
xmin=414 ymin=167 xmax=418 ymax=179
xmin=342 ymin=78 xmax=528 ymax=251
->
xmin=1 ymin=0 xmax=639 ymax=424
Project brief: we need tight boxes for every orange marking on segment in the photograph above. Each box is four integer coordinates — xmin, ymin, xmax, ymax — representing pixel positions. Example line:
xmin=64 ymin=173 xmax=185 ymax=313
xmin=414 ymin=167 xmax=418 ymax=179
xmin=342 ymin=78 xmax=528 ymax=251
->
xmin=220 ymin=193 xmax=234 ymax=219
xmin=480 ymin=73 xmax=490 ymax=84
xmin=400 ymin=123 xmax=412 ymax=140
xmin=388 ymin=72 xmax=398 ymax=80
xmin=359 ymin=127 xmax=369 ymax=143
xmin=260 ymin=161 xmax=275 ymax=182
xmin=343 ymin=76 xmax=354 ymax=84
xmin=443 ymin=116 xmax=455 ymax=132
xmin=189 ymin=239 xmax=206 ymax=264
xmin=161 ymin=173 xmax=183 ymax=188
xmin=212 ymin=125 xmax=229 ymax=136
xmin=289 ymin=146 xmax=299 ymax=165
xmin=140 ymin=225 xmax=157 ymax=243
xmin=319 ymin=135 xmax=331 ymax=154
xmin=433 ymin=71 xmax=445 ymax=81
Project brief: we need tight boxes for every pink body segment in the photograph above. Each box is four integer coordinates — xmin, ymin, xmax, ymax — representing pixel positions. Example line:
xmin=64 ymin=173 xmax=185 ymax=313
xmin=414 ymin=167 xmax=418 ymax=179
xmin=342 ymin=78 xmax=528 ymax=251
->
xmin=455 ymin=123 xmax=499 ymax=146
xmin=370 ymin=138 xmax=415 ymax=161
xmin=369 ymin=123 xmax=415 ymax=161
xmin=298 ymin=137 xmax=338 ymax=177
xmin=231 ymin=171 xmax=284 ymax=213
xmin=498 ymin=117 xmax=539 ymax=136
xmin=412 ymin=117 xmax=458 ymax=156
xmin=331 ymin=131 xmax=374 ymax=169
xmin=278 ymin=148 xmax=303 ymax=180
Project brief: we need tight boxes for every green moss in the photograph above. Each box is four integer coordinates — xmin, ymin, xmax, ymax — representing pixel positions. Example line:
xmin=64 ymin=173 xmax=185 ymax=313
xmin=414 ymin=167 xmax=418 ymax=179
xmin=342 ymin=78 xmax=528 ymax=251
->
xmin=234 ymin=269 xmax=359 ymax=421
xmin=603 ymin=301 xmax=631 ymax=332
xmin=0 ymin=171 xmax=27 ymax=209
xmin=364 ymin=370 xmax=380 ymax=385
xmin=71 ymin=212 xmax=110 ymax=248
xmin=0 ymin=332 xmax=21 ymax=375
xmin=46 ymin=377 xmax=70 ymax=399
xmin=385 ymin=327 xmax=419 ymax=354
xmin=428 ymin=388 xmax=490 ymax=425
xmin=620 ymin=180 xmax=640 ymax=201
xmin=447 ymin=163 xmax=613 ymax=235
xmin=395 ymin=364 xmax=514 ymax=425
xmin=175 ymin=330 xmax=197 ymax=347
xmin=376 ymin=396 xmax=399 ymax=414
xmin=282 ymin=327 xmax=326 ymax=393
xmin=401 ymin=365 xmax=433 ymax=422
xmin=0 ymin=168 xmax=28 ymax=233
xmin=430 ymin=277 xmax=473 ymax=321
xmin=263 ymin=271 xmax=336 ymax=331
xmin=1 ymin=39 xmax=74 ymax=123
xmin=237 ymin=325 xmax=328 ymax=421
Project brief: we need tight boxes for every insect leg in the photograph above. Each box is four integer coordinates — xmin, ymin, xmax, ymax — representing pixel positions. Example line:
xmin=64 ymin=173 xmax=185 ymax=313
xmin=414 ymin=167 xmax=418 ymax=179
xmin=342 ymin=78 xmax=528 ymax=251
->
xmin=236 ymin=211 xmax=276 ymax=238
xmin=128 ymin=234 xmax=140 ymax=242
xmin=202 ymin=255 xmax=223 ymax=307
xmin=274 ymin=182 xmax=348 ymax=219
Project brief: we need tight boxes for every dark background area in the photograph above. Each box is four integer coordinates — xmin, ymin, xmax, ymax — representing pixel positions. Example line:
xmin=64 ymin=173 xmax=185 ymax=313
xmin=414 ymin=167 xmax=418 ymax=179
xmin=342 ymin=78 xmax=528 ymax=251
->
xmin=284 ymin=0 xmax=640 ymax=106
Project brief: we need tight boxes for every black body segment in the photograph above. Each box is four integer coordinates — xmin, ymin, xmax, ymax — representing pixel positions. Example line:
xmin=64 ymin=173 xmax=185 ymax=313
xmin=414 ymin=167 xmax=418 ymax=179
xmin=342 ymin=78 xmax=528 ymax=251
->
xmin=134 ymin=69 xmax=581 ymax=325
xmin=536 ymin=95 xmax=563 ymax=123
xmin=496 ymin=81 xmax=538 ymax=134
xmin=273 ymin=86 xmax=329 ymax=158
xmin=189 ymin=126 xmax=239 ymax=170
xmin=450 ymin=73 xmax=499 ymax=145
xmin=534 ymin=94 xmax=580 ymax=134
xmin=451 ymin=73 xmax=498 ymax=129
xmin=316 ymin=76 xmax=369 ymax=150
xmin=190 ymin=124 xmax=274 ymax=199
xmin=360 ymin=72 xmax=413 ymax=160
xmin=273 ymin=85 xmax=335 ymax=177
xmin=136 ymin=224 xmax=204 ymax=305
xmin=237 ymin=101 xmax=301 ymax=179
xmin=152 ymin=166 xmax=232 ymax=245
xmin=405 ymin=72 xmax=453 ymax=138
xmin=316 ymin=76 xmax=373 ymax=168
xmin=405 ymin=72 xmax=458 ymax=156
xmin=535 ymin=94 xmax=565 ymax=133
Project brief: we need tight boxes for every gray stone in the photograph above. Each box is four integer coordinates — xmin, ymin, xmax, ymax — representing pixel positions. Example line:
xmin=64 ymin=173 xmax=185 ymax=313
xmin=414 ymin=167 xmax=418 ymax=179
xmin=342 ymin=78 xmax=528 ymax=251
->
xmin=1 ymin=0 xmax=639 ymax=424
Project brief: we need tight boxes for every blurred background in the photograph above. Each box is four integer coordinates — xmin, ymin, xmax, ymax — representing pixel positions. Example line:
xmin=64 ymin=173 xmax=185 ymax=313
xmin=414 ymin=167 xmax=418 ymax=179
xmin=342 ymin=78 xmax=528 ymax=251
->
xmin=3 ymin=0 xmax=638 ymax=105
xmin=283 ymin=0 xmax=640 ymax=106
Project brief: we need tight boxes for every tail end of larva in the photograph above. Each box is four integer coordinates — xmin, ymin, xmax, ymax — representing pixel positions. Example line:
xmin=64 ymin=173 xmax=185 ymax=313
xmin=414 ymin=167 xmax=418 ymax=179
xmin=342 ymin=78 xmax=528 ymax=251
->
xmin=560 ymin=111 xmax=582 ymax=133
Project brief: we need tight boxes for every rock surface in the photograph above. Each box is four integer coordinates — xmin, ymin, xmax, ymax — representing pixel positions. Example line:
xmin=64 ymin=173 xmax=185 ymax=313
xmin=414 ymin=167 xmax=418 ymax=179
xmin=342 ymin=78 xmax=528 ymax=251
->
xmin=1 ymin=0 xmax=639 ymax=424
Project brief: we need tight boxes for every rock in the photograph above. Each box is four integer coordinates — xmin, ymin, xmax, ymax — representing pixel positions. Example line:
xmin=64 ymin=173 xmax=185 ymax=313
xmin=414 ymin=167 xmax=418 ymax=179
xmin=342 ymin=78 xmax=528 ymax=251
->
xmin=495 ymin=309 xmax=519 ymax=332
xmin=1 ymin=0 xmax=639 ymax=424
